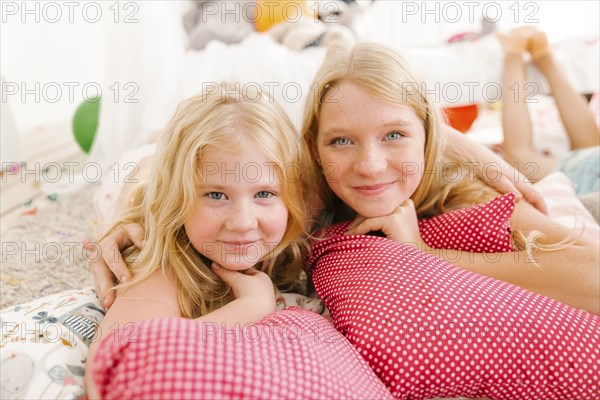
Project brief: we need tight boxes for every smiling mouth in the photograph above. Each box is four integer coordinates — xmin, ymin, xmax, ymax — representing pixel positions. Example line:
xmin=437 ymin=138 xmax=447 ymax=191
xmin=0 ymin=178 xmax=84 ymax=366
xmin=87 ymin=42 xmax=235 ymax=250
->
xmin=222 ymin=241 xmax=259 ymax=251
xmin=352 ymin=181 xmax=395 ymax=195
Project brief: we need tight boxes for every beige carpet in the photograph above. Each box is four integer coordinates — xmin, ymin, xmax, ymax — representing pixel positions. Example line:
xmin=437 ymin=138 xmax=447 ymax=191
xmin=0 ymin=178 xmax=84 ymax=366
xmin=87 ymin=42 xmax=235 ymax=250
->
xmin=1 ymin=185 xmax=97 ymax=309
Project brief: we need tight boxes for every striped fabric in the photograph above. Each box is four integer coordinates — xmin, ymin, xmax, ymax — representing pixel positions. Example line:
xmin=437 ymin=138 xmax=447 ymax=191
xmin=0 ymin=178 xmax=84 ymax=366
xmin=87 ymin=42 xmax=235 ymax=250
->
xmin=534 ymin=171 xmax=599 ymax=243
xmin=63 ymin=315 xmax=98 ymax=342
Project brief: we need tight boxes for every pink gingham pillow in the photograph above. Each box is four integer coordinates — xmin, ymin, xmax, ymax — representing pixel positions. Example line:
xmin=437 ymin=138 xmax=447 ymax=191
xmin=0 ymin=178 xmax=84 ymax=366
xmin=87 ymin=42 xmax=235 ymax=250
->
xmin=92 ymin=308 xmax=392 ymax=400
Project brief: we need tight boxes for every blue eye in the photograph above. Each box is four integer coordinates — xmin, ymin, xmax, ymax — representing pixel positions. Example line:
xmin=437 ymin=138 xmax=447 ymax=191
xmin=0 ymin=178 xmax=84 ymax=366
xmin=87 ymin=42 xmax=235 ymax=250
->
xmin=256 ymin=191 xmax=274 ymax=199
xmin=332 ymin=137 xmax=352 ymax=146
xmin=385 ymin=131 xmax=403 ymax=140
xmin=206 ymin=192 xmax=225 ymax=200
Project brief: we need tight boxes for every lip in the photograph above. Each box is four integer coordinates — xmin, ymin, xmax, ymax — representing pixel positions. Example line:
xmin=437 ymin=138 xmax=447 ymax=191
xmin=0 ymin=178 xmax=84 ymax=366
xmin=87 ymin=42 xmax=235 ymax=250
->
xmin=222 ymin=241 xmax=259 ymax=251
xmin=352 ymin=181 xmax=396 ymax=196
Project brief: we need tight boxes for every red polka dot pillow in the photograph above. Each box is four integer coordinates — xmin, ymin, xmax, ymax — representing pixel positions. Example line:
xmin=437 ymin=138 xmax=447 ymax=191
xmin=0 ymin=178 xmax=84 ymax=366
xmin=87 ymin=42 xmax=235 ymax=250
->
xmin=307 ymin=231 xmax=600 ymax=399
xmin=92 ymin=308 xmax=393 ymax=400
xmin=418 ymin=193 xmax=515 ymax=252
xmin=318 ymin=193 xmax=516 ymax=253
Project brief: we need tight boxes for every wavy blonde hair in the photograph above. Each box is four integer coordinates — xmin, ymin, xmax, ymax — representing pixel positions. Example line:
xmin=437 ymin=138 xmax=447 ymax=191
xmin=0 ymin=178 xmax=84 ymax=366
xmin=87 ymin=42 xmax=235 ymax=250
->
xmin=301 ymin=42 xmax=547 ymax=251
xmin=102 ymin=82 xmax=311 ymax=318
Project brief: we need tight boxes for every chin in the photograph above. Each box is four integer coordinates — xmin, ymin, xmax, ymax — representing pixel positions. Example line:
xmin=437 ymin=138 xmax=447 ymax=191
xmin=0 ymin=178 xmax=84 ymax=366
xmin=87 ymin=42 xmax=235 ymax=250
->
xmin=355 ymin=205 xmax=397 ymax=219
xmin=352 ymin=193 xmax=411 ymax=218
xmin=218 ymin=260 xmax=257 ymax=271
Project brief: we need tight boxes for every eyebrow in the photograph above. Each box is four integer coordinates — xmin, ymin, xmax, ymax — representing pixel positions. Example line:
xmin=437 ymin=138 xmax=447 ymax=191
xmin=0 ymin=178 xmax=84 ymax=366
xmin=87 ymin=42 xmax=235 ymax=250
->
xmin=198 ymin=183 xmax=282 ymax=190
xmin=320 ymin=120 xmax=413 ymax=137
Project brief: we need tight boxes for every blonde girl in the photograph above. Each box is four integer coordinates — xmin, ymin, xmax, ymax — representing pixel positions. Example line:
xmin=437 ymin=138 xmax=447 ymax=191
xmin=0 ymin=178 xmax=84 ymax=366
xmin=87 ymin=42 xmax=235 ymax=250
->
xmin=84 ymin=82 xmax=311 ymax=396
xmin=303 ymin=42 xmax=599 ymax=315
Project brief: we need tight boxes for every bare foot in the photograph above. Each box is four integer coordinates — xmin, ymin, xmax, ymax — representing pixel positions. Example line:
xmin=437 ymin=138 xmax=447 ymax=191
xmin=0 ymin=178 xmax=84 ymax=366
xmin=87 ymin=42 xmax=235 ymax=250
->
xmin=528 ymin=28 xmax=551 ymax=62
xmin=496 ymin=30 xmax=528 ymax=57
xmin=507 ymin=26 xmax=551 ymax=62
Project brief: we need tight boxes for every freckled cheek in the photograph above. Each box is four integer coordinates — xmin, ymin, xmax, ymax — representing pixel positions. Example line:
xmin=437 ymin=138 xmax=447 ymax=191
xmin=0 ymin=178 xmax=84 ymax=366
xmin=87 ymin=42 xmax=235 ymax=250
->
xmin=320 ymin=154 xmax=351 ymax=184
xmin=398 ymin=164 xmax=423 ymax=184
xmin=395 ymin=151 xmax=425 ymax=180
xmin=259 ymin=206 xmax=289 ymax=241
xmin=185 ymin=210 xmax=224 ymax=242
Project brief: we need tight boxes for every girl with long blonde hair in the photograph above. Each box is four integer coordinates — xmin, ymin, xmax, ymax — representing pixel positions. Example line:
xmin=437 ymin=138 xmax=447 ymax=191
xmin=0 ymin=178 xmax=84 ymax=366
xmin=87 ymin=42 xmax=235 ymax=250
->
xmin=302 ymin=41 xmax=599 ymax=314
xmin=84 ymin=82 xmax=312 ymax=396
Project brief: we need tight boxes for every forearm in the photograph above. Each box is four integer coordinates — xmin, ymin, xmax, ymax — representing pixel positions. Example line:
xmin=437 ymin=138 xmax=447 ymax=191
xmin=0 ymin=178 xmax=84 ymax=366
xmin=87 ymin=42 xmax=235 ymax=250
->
xmin=536 ymin=55 xmax=600 ymax=149
xmin=195 ymin=297 xmax=276 ymax=327
xmin=501 ymin=55 xmax=534 ymax=152
xmin=425 ymin=244 xmax=600 ymax=315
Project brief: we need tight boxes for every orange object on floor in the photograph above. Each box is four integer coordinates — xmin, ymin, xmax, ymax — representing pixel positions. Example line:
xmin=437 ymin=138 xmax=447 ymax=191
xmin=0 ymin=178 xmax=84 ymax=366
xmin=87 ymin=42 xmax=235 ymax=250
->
xmin=443 ymin=103 xmax=479 ymax=133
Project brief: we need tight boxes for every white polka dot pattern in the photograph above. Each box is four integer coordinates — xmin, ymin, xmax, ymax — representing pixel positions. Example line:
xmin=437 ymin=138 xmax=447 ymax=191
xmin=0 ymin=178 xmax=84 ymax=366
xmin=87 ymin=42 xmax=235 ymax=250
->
xmin=93 ymin=308 xmax=393 ymax=400
xmin=418 ymin=193 xmax=515 ymax=252
xmin=307 ymin=231 xmax=600 ymax=399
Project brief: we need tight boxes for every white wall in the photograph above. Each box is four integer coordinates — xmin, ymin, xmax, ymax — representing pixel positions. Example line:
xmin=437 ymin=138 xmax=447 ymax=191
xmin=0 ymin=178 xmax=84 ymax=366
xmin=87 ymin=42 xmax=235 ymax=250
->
xmin=1 ymin=0 xmax=598 ymax=135
xmin=1 ymin=0 xmax=107 ymax=133
xmin=358 ymin=0 xmax=599 ymax=47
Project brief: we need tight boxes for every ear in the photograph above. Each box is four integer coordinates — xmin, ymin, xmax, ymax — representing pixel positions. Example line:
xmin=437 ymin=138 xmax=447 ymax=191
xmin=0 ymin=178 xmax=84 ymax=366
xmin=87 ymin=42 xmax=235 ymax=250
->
xmin=306 ymin=134 xmax=321 ymax=165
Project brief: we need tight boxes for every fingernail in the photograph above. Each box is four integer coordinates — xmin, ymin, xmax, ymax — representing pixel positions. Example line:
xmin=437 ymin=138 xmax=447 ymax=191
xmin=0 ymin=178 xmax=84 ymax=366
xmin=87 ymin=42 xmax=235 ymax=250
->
xmin=121 ymin=275 xmax=128 ymax=283
xmin=103 ymin=299 xmax=110 ymax=309
xmin=141 ymin=240 xmax=147 ymax=248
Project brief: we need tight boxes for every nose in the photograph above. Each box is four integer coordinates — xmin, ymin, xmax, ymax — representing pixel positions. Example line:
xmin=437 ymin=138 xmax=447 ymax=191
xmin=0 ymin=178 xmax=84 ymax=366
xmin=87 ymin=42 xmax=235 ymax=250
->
xmin=225 ymin=202 xmax=258 ymax=232
xmin=354 ymin=143 xmax=387 ymax=176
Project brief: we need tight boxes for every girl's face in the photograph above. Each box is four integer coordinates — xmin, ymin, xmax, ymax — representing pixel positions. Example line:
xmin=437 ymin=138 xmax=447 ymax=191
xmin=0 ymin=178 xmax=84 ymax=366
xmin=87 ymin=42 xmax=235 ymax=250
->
xmin=316 ymin=82 xmax=426 ymax=218
xmin=184 ymin=141 xmax=289 ymax=271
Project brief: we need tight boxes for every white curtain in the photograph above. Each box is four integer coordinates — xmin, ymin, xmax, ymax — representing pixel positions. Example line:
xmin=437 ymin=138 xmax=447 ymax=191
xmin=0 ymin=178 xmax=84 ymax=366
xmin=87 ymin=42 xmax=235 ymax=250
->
xmin=89 ymin=1 xmax=188 ymax=167
xmin=89 ymin=0 xmax=599 ymax=169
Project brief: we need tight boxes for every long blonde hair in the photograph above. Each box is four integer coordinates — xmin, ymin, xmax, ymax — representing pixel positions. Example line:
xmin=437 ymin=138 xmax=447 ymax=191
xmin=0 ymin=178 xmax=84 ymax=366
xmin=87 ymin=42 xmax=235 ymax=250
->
xmin=102 ymin=83 xmax=311 ymax=318
xmin=301 ymin=42 xmax=537 ymax=250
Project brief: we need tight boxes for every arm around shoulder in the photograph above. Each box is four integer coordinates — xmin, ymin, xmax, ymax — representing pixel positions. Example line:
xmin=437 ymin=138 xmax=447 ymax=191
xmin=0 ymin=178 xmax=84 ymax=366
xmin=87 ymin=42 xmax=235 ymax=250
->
xmin=435 ymin=200 xmax=600 ymax=315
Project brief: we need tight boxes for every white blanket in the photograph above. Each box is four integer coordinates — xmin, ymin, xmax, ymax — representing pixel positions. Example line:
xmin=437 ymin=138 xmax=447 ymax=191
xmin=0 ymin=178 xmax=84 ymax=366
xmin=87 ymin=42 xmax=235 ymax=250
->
xmin=92 ymin=32 xmax=599 ymax=167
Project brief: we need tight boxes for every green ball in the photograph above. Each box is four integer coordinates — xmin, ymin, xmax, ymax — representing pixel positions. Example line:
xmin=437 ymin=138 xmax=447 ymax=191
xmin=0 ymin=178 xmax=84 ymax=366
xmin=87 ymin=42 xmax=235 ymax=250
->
xmin=72 ymin=97 xmax=101 ymax=153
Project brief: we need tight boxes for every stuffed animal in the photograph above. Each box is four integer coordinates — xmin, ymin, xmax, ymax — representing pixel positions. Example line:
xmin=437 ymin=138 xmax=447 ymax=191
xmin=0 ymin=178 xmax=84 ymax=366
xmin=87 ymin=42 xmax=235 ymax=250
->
xmin=182 ymin=0 xmax=255 ymax=50
xmin=267 ymin=17 xmax=356 ymax=51
xmin=316 ymin=0 xmax=368 ymax=27
xmin=182 ymin=0 xmax=373 ymax=52
xmin=265 ymin=0 xmax=373 ymax=51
